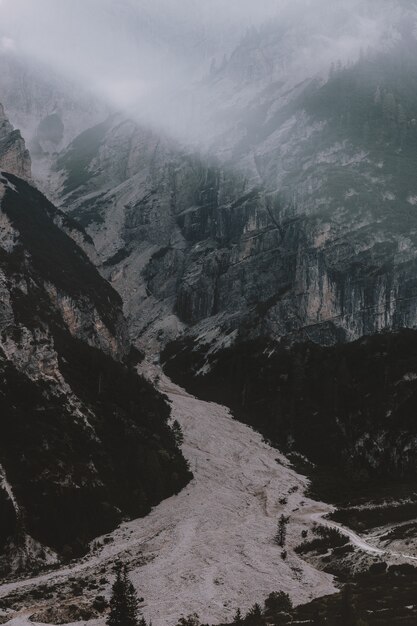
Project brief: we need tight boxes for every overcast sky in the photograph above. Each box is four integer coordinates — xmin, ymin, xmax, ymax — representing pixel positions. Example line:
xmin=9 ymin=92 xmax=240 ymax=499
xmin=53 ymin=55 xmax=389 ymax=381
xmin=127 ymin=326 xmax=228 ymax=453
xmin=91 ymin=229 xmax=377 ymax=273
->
xmin=0 ymin=0 xmax=281 ymax=96
xmin=0 ymin=0 xmax=415 ymax=139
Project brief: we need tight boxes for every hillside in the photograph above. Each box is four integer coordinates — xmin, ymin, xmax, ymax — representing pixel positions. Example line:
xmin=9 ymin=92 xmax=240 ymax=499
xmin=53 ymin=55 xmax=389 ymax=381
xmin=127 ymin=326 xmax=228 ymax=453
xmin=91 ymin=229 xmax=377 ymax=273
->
xmin=0 ymin=107 xmax=191 ymax=577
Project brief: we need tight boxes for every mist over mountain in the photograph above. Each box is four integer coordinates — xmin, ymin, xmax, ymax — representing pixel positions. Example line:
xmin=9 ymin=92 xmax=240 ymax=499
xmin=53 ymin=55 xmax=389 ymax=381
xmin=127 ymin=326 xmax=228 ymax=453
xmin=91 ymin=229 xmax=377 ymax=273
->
xmin=3 ymin=2 xmax=417 ymax=626
xmin=1 ymin=0 xmax=416 ymax=140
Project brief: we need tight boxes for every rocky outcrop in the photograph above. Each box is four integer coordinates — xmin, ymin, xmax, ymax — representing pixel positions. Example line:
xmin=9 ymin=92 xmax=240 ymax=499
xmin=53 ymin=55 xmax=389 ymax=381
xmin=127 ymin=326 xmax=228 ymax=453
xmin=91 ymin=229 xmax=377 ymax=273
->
xmin=0 ymin=104 xmax=31 ymax=179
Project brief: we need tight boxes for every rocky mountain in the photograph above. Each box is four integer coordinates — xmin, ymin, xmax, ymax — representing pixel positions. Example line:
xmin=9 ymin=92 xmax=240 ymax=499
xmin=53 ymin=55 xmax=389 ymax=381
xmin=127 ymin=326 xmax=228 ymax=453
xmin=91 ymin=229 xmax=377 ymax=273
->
xmin=0 ymin=107 xmax=191 ymax=578
xmin=2 ymin=4 xmax=417 ymax=625
xmin=0 ymin=51 xmax=107 ymax=184
xmin=51 ymin=115 xmax=265 ymax=350
xmin=54 ymin=28 xmax=417 ymax=349
xmin=41 ymin=8 xmax=417 ymax=487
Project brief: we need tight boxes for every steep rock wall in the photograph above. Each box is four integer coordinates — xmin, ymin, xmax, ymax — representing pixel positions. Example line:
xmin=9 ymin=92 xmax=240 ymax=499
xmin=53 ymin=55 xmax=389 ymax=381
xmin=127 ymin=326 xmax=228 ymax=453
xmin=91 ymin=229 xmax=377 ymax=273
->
xmin=0 ymin=110 xmax=191 ymax=576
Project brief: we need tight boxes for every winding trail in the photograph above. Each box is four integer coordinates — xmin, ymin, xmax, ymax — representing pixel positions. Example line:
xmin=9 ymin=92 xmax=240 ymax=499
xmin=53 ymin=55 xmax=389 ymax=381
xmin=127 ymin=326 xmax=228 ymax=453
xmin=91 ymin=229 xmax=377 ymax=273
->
xmin=310 ymin=511 xmax=417 ymax=562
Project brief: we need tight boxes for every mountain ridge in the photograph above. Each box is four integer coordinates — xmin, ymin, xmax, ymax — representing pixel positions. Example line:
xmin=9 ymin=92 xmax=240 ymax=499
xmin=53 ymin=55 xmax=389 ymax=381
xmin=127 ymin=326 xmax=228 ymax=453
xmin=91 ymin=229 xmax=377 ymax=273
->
xmin=0 ymin=106 xmax=191 ymax=577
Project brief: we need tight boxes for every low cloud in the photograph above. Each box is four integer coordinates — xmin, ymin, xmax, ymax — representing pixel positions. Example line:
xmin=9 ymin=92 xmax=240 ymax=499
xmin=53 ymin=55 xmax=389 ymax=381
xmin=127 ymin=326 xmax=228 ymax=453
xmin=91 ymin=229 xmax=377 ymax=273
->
xmin=0 ymin=0 xmax=415 ymax=143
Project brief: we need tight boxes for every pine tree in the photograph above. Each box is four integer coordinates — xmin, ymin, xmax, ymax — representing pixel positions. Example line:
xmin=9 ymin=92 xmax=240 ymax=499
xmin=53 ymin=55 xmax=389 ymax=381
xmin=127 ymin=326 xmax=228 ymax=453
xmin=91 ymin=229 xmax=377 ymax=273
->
xmin=264 ymin=591 xmax=292 ymax=619
xmin=233 ymin=608 xmax=243 ymax=626
xmin=176 ymin=614 xmax=200 ymax=626
xmin=107 ymin=565 xmax=140 ymax=626
xmin=245 ymin=603 xmax=264 ymax=626
xmin=274 ymin=515 xmax=290 ymax=548
xmin=107 ymin=566 xmax=127 ymax=626
xmin=172 ymin=420 xmax=184 ymax=446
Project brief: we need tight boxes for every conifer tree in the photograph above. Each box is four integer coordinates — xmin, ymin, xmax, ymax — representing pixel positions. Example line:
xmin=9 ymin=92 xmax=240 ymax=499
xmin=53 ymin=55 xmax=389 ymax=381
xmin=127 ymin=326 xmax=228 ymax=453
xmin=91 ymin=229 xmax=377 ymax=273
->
xmin=233 ymin=608 xmax=243 ymax=626
xmin=107 ymin=564 xmax=140 ymax=626
xmin=274 ymin=515 xmax=290 ymax=548
xmin=264 ymin=591 xmax=292 ymax=617
xmin=245 ymin=603 xmax=264 ymax=626
xmin=176 ymin=613 xmax=200 ymax=626
xmin=172 ymin=420 xmax=184 ymax=446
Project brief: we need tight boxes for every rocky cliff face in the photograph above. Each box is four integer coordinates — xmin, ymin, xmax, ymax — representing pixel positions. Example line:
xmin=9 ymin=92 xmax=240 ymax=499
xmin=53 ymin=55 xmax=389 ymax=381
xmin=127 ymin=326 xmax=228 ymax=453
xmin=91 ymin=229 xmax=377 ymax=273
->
xmin=53 ymin=63 xmax=417 ymax=356
xmin=0 ymin=104 xmax=31 ymax=179
xmin=0 ymin=109 xmax=191 ymax=577
xmin=53 ymin=115 xmax=293 ymax=350
xmin=173 ymin=11 xmax=417 ymax=348
xmin=8 ymin=3 xmax=417 ymax=361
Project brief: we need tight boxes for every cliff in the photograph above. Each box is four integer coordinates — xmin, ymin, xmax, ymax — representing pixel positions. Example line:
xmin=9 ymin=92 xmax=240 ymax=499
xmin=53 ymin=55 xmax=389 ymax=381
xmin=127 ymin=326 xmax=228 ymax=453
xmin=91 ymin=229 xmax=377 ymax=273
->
xmin=0 ymin=109 xmax=191 ymax=577
xmin=0 ymin=104 xmax=31 ymax=180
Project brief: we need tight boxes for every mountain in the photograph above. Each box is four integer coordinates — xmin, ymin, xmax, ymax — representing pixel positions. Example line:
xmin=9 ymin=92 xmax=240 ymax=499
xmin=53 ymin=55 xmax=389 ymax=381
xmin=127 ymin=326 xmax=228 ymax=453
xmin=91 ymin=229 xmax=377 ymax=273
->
xmin=159 ymin=22 xmax=417 ymax=483
xmin=0 ymin=106 xmax=191 ymax=577
xmin=2 ymin=3 xmax=417 ymax=625
xmin=41 ymin=9 xmax=417 ymax=491
xmin=53 ymin=30 xmax=417 ymax=347
xmin=51 ymin=115 xmax=267 ymax=350
xmin=0 ymin=52 xmax=108 ymax=185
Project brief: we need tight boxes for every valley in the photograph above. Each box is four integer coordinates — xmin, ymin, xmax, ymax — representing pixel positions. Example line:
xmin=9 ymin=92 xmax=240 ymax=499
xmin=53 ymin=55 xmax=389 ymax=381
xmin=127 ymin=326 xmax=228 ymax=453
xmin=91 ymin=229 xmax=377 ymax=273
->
xmin=2 ymin=2 xmax=417 ymax=624
xmin=3 ymin=366 xmax=415 ymax=626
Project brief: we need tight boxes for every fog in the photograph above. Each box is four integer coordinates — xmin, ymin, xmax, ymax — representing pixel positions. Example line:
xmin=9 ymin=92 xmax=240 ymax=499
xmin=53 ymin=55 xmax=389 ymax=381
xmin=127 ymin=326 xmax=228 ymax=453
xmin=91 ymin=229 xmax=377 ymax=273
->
xmin=0 ymin=0 xmax=415 ymax=143
xmin=0 ymin=0 xmax=282 ymax=100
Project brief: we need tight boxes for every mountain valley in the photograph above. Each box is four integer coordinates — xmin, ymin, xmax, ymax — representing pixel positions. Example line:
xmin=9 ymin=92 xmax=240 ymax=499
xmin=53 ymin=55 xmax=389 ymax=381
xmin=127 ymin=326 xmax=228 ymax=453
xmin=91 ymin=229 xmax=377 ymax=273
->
xmin=2 ymin=2 xmax=417 ymax=625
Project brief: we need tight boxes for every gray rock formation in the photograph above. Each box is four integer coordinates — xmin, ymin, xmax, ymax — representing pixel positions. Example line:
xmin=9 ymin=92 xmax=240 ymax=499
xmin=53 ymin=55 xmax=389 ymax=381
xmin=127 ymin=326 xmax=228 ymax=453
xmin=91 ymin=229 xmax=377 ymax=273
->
xmin=0 ymin=104 xmax=31 ymax=179
xmin=0 ymin=108 xmax=190 ymax=577
xmin=4 ymin=4 xmax=417 ymax=358
xmin=52 ymin=70 xmax=417 ymax=360
xmin=0 ymin=52 xmax=107 ymax=190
